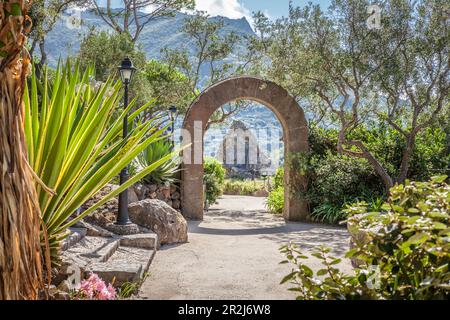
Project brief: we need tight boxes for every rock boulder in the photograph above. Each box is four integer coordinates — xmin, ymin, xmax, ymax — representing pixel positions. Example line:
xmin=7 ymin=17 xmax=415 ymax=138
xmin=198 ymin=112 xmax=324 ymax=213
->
xmin=128 ymin=200 xmax=188 ymax=245
xmin=128 ymin=188 xmax=140 ymax=204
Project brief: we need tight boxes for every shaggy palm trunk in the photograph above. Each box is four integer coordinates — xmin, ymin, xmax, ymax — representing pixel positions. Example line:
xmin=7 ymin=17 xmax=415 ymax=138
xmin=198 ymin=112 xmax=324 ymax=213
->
xmin=0 ymin=1 xmax=43 ymax=299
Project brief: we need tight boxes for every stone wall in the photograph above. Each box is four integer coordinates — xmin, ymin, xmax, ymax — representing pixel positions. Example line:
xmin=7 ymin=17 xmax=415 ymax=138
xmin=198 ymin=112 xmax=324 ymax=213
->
xmin=132 ymin=183 xmax=181 ymax=210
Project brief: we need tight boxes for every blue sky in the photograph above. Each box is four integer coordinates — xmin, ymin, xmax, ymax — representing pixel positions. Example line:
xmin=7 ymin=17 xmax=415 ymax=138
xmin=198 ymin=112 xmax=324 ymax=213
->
xmin=95 ymin=1 xmax=332 ymax=20
xmin=204 ymin=0 xmax=332 ymax=19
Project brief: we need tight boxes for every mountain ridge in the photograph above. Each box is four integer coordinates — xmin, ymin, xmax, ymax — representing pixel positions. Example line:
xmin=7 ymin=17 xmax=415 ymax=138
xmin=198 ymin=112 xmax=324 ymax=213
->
xmin=43 ymin=8 xmax=282 ymax=159
xmin=43 ymin=9 xmax=254 ymax=67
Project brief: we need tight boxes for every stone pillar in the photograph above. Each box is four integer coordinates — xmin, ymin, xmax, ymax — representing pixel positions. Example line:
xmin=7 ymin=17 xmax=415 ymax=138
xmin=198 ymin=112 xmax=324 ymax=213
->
xmin=181 ymin=163 xmax=204 ymax=220
xmin=181 ymin=119 xmax=205 ymax=220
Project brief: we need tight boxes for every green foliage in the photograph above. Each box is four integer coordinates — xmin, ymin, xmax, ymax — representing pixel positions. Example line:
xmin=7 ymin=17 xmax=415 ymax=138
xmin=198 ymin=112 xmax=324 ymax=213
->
xmin=266 ymin=167 xmax=285 ymax=215
xmin=161 ymin=10 xmax=246 ymax=125
xmin=137 ymin=139 xmax=179 ymax=185
xmin=411 ymin=127 xmax=450 ymax=178
xmin=350 ymin=123 xmax=450 ymax=181
xmin=270 ymin=147 xmax=383 ymax=224
xmin=311 ymin=203 xmax=346 ymax=225
xmin=280 ymin=176 xmax=450 ymax=300
xmin=308 ymin=151 xmax=384 ymax=217
xmin=266 ymin=186 xmax=284 ymax=215
xmin=77 ymin=30 xmax=151 ymax=107
xmin=223 ymin=179 xmax=265 ymax=196
xmin=307 ymin=123 xmax=448 ymax=224
xmin=203 ymin=157 xmax=225 ymax=206
xmin=264 ymin=123 xmax=448 ymax=224
xmin=28 ymin=0 xmax=76 ymax=55
xmin=78 ymin=30 xmax=146 ymax=81
xmin=252 ymin=0 xmax=449 ymax=191
xmin=24 ymin=62 xmax=172 ymax=262
xmin=143 ymin=60 xmax=195 ymax=114
xmin=273 ymin=167 xmax=284 ymax=189
xmin=117 ymin=273 xmax=150 ymax=300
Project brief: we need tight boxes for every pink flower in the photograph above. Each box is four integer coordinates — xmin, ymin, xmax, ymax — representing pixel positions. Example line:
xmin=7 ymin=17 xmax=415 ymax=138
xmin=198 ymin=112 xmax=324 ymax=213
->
xmin=75 ymin=273 xmax=116 ymax=300
xmin=107 ymin=284 xmax=117 ymax=298
xmin=98 ymin=284 xmax=116 ymax=300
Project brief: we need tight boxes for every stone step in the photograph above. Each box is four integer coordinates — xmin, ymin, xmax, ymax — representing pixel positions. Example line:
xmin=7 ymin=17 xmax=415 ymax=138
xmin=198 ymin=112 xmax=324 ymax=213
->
xmin=87 ymin=246 xmax=156 ymax=287
xmin=64 ymin=237 xmax=120 ymax=263
xmin=119 ymin=233 xmax=158 ymax=250
xmin=60 ymin=227 xmax=87 ymax=251
xmin=61 ymin=232 xmax=158 ymax=288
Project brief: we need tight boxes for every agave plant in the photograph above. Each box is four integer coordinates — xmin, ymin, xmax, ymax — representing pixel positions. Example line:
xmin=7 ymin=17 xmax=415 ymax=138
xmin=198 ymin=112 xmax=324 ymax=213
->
xmin=137 ymin=138 xmax=180 ymax=185
xmin=23 ymin=61 xmax=175 ymax=262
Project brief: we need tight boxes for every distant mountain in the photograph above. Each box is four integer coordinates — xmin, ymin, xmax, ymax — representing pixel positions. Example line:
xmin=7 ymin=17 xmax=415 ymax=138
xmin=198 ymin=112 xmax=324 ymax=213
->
xmin=44 ymin=8 xmax=282 ymax=161
xmin=44 ymin=9 xmax=254 ymax=68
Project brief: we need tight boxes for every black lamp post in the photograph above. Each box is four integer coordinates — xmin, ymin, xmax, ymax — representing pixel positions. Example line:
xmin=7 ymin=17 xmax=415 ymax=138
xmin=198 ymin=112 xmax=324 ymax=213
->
xmin=116 ymin=57 xmax=136 ymax=226
xmin=168 ymin=105 xmax=177 ymax=149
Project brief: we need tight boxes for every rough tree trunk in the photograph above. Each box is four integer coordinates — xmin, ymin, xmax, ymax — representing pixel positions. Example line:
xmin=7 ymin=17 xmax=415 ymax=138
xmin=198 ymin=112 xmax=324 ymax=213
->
xmin=396 ymin=134 xmax=416 ymax=185
xmin=0 ymin=0 xmax=43 ymax=300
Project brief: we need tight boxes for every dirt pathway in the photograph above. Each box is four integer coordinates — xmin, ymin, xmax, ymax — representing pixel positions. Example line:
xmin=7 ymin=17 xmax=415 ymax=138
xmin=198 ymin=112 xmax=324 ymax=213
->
xmin=139 ymin=196 xmax=351 ymax=300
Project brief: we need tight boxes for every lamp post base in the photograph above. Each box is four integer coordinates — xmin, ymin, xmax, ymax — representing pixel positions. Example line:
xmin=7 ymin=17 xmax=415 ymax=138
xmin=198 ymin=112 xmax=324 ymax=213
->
xmin=106 ymin=222 xmax=141 ymax=236
xmin=114 ymin=220 xmax=133 ymax=226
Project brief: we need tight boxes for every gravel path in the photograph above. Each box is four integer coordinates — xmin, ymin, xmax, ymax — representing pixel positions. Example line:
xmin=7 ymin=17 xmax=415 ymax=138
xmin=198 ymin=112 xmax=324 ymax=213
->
xmin=139 ymin=196 xmax=351 ymax=300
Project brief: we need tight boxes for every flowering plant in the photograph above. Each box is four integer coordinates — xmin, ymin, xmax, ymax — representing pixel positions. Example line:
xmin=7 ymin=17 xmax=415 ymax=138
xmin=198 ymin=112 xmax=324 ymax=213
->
xmin=72 ymin=273 xmax=116 ymax=300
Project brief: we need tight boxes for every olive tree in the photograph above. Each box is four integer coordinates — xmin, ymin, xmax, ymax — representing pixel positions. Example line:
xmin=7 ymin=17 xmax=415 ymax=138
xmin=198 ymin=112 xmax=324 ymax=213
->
xmin=162 ymin=11 xmax=251 ymax=127
xmin=252 ymin=0 xmax=449 ymax=191
xmin=90 ymin=0 xmax=195 ymax=42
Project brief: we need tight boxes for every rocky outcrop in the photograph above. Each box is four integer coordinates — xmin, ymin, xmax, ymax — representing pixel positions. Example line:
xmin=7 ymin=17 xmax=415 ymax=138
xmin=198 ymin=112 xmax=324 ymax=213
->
xmin=128 ymin=200 xmax=188 ymax=245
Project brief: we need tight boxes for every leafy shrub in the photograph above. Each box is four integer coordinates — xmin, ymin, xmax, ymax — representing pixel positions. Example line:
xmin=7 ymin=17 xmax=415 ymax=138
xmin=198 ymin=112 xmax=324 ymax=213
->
xmin=204 ymin=157 xmax=225 ymax=207
xmin=411 ymin=127 xmax=450 ymax=179
xmin=307 ymin=152 xmax=384 ymax=223
xmin=312 ymin=196 xmax=386 ymax=225
xmin=223 ymin=179 xmax=265 ymax=195
xmin=280 ymin=176 xmax=450 ymax=300
xmin=269 ymin=126 xmax=386 ymax=224
xmin=311 ymin=203 xmax=347 ymax=224
xmin=350 ymin=123 xmax=450 ymax=181
xmin=24 ymin=62 xmax=171 ymax=262
xmin=137 ymin=139 xmax=179 ymax=184
xmin=298 ymin=123 xmax=449 ymax=224
xmin=273 ymin=167 xmax=284 ymax=189
xmin=266 ymin=186 xmax=284 ymax=214
xmin=143 ymin=60 xmax=195 ymax=114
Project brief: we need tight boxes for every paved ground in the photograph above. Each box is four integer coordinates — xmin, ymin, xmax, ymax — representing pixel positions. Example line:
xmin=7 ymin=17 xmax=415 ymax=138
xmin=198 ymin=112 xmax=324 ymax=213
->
xmin=139 ymin=195 xmax=351 ymax=300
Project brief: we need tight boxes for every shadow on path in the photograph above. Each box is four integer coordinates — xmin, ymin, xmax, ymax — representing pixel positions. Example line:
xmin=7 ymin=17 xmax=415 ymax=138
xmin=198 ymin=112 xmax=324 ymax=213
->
xmin=190 ymin=208 xmax=350 ymax=256
xmin=139 ymin=196 xmax=352 ymax=300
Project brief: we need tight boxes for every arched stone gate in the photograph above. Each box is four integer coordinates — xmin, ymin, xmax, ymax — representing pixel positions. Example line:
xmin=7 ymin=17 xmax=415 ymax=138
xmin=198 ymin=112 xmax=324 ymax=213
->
xmin=181 ymin=76 xmax=310 ymax=221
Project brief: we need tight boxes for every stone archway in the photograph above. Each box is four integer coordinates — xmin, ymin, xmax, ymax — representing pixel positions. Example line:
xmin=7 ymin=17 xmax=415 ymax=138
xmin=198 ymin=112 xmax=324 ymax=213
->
xmin=181 ymin=76 xmax=310 ymax=221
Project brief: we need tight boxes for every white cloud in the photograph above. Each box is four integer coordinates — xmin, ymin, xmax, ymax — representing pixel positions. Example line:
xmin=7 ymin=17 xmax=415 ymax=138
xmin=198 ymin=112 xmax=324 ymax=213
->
xmin=195 ymin=0 xmax=251 ymax=20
